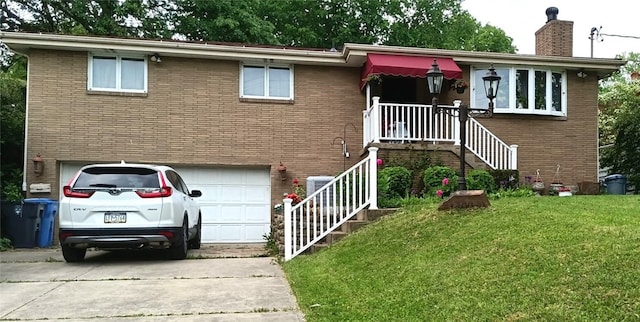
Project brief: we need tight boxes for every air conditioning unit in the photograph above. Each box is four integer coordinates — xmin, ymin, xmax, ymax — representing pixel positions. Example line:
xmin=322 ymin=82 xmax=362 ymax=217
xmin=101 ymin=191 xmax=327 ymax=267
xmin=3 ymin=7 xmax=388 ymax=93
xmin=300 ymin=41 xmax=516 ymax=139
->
xmin=306 ymin=176 xmax=335 ymax=206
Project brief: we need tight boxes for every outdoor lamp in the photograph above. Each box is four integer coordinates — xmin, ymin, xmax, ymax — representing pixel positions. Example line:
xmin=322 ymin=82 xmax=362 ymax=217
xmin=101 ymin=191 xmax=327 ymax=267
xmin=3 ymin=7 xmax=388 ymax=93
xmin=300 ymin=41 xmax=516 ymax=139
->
xmin=426 ymin=59 xmax=444 ymax=111
xmin=277 ymin=162 xmax=287 ymax=181
xmin=426 ymin=59 xmax=444 ymax=95
xmin=482 ymin=63 xmax=501 ymax=116
xmin=32 ymin=153 xmax=44 ymax=176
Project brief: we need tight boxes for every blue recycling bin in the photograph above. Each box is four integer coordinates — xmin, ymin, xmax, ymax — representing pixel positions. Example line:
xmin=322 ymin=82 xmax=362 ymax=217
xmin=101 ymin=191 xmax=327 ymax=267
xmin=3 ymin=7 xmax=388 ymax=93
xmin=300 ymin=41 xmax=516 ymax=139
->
xmin=604 ymin=174 xmax=627 ymax=195
xmin=24 ymin=198 xmax=59 ymax=247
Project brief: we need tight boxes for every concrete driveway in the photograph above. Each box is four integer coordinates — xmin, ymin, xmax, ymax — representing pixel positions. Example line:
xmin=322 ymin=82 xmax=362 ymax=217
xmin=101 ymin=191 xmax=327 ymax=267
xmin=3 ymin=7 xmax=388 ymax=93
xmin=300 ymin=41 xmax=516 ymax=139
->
xmin=0 ymin=245 xmax=304 ymax=321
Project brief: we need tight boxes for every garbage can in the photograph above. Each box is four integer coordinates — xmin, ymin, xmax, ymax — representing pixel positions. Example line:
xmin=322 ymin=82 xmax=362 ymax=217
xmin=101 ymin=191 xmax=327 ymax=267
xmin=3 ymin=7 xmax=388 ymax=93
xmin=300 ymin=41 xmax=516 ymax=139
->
xmin=1 ymin=201 xmax=23 ymax=239
xmin=25 ymin=198 xmax=59 ymax=247
xmin=604 ymin=174 xmax=627 ymax=195
xmin=1 ymin=200 xmax=39 ymax=248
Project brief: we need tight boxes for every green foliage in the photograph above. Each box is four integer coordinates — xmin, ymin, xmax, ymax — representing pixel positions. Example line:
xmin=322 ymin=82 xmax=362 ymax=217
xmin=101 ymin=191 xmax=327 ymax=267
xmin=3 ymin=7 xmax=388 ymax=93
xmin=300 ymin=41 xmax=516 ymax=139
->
xmin=489 ymin=187 xmax=536 ymax=199
xmin=423 ymin=166 xmax=458 ymax=196
xmin=383 ymin=148 xmax=432 ymax=196
xmin=599 ymin=52 xmax=640 ymax=190
xmin=3 ymin=0 xmax=515 ymax=52
xmin=0 ymin=238 xmax=12 ymax=251
xmin=1 ymin=56 xmax=26 ymax=194
xmin=466 ymin=169 xmax=497 ymax=193
xmin=487 ymin=169 xmax=519 ymax=190
xmin=262 ymin=231 xmax=279 ymax=257
xmin=378 ymin=166 xmax=412 ymax=198
xmin=2 ymin=183 xmax=23 ymax=202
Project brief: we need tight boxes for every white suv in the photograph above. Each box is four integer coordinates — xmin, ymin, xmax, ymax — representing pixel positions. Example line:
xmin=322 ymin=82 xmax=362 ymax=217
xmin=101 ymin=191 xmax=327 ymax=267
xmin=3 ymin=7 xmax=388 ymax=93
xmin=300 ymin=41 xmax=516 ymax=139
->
xmin=58 ymin=163 xmax=202 ymax=262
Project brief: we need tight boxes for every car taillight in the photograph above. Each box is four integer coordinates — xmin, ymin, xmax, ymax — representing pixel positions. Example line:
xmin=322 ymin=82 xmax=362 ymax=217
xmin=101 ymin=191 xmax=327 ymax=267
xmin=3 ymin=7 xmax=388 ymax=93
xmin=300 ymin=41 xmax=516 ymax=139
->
xmin=59 ymin=232 xmax=73 ymax=241
xmin=63 ymin=186 xmax=95 ymax=198
xmin=136 ymin=186 xmax=172 ymax=198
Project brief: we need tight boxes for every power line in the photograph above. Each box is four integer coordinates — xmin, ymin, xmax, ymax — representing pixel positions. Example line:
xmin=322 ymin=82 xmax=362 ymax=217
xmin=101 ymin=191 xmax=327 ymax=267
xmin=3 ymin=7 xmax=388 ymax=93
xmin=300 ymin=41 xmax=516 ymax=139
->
xmin=600 ymin=33 xmax=640 ymax=40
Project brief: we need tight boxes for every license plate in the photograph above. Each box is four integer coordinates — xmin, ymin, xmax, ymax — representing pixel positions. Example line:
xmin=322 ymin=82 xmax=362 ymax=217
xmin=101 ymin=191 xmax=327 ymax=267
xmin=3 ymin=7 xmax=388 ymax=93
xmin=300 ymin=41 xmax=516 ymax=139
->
xmin=104 ymin=212 xmax=126 ymax=223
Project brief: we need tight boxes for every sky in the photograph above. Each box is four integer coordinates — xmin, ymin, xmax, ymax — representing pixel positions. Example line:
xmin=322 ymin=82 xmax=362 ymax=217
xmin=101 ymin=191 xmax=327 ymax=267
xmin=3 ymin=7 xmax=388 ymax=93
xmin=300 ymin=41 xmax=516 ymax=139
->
xmin=461 ymin=0 xmax=640 ymax=59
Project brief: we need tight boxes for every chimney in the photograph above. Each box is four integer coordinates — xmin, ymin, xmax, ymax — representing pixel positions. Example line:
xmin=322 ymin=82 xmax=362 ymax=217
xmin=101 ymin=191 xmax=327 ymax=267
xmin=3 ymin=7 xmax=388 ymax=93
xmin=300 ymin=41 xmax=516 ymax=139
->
xmin=535 ymin=7 xmax=574 ymax=57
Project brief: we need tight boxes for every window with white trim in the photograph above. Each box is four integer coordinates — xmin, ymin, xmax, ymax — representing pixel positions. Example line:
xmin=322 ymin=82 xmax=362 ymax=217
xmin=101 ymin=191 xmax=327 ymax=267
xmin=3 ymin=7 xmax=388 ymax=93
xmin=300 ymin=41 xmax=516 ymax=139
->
xmin=240 ymin=63 xmax=293 ymax=100
xmin=471 ymin=66 xmax=566 ymax=116
xmin=88 ymin=54 xmax=147 ymax=93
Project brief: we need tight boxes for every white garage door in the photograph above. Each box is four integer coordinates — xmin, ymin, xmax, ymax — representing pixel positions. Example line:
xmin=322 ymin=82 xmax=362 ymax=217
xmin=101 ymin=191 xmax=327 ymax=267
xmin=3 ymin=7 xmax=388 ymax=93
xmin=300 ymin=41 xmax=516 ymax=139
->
xmin=60 ymin=164 xmax=271 ymax=243
xmin=174 ymin=167 xmax=271 ymax=243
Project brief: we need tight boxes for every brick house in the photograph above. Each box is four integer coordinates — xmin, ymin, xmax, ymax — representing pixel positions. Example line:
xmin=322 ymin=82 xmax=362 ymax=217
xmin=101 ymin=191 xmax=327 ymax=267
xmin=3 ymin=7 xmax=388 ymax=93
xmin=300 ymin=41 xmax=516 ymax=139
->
xmin=0 ymin=12 xmax=624 ymax=246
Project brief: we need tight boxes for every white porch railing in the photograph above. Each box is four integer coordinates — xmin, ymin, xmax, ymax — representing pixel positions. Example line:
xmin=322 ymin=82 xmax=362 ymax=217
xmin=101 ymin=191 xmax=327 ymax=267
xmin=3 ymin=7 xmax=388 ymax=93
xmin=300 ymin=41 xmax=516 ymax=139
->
xmin=363 ymin=96 xmax=518 ymax=170
xmin=284 ymin=147 xmax=378 ymax=261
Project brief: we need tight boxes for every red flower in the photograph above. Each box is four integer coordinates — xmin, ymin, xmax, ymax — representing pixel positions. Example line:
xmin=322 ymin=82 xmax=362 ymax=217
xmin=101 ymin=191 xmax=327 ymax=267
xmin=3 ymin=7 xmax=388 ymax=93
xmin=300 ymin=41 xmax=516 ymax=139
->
xmin=292 ymin=178 xmax=299 ymax=185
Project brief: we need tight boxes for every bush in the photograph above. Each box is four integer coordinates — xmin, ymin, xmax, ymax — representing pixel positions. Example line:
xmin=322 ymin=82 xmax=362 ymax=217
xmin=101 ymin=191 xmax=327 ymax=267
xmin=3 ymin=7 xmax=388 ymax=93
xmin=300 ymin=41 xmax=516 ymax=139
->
xmin=466 ymin=169 xmax=498 ymax=193
xmin=423 ymin=166 xmax=458 ymax=197
xmin=489 ymin=187 xmax=536 ymax=199
xmin=378 ymin=166 xmax=412 ymax=199
xmin=488 ymin=169 xmax=519 ymax=190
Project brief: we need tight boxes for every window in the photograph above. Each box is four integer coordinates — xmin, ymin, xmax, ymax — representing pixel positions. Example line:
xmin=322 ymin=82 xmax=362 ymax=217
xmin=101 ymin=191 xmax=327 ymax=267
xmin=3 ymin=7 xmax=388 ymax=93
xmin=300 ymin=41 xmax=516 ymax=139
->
xmin=472 ymin=66 xmax=566 ymax=116
xmin=88 ymin=54 xmax=147 ymax=93
xmin=240 ymin=63 xmax=293 ymax=99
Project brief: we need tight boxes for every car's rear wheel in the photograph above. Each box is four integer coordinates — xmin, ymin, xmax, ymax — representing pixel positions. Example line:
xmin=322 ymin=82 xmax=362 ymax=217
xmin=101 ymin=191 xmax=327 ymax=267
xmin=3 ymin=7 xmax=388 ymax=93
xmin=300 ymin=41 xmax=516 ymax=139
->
xmin=61 ymin=245 xmax=86 ymax=262
xmin=168 ymin=219 xmax=188 ymax=260
xmin=189 ymin=215 xmax=202 ymax=250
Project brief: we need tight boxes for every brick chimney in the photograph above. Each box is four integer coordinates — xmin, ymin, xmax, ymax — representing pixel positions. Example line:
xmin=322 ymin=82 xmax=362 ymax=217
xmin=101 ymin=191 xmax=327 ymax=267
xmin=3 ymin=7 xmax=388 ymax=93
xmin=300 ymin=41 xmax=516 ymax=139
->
xmin=535 ymin=7 xmax=573 ymax=57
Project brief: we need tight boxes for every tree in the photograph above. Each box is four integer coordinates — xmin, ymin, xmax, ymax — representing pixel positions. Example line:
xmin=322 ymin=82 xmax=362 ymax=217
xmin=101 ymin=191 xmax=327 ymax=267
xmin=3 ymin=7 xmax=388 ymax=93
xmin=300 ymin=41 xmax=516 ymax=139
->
xmin=1 ymin=0 xmax=175 ymax=38
xmin=174 ymin=0 xmax=278 ymax=44
xmin=0 ymin=55 xmax=26 ymax=194
xmin=599 ymin=52 xmax=640 ymax=191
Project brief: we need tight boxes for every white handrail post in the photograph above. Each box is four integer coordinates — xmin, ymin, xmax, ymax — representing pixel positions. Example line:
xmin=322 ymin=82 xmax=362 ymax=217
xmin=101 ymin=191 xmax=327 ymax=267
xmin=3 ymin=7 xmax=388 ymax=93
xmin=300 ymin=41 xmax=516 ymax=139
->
xmin=368 ymin=147 xmax=379 ymax=210
xmin=362 ymin=110 xmax=368 ymax=148
xmin=510 ymin=144 xmax=518 ymax=170
xmin=283 ymin=198 xmax=293 ymax=261
xmin=453 ymin=112 xmax=461 ymax=146
xmin=372 ymin=96 xmax=381 ymax=143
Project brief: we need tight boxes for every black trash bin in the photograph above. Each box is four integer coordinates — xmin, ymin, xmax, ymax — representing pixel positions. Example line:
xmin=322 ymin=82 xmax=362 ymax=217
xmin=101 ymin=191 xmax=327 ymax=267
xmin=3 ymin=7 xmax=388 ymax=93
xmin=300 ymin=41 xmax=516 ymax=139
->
xmin=1 ymin=200 xmax=40 ymax=248
xmin=1 ymin=201 xmax=23 ymax=239
xmin=604 ymin=174 xmax=627 ymax=195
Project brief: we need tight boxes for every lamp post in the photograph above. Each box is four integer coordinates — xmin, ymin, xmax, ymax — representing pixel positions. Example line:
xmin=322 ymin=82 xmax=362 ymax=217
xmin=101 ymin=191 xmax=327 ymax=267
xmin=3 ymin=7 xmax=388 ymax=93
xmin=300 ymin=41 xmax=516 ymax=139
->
xmin=426 ymin=62 xmax=501 ymax=191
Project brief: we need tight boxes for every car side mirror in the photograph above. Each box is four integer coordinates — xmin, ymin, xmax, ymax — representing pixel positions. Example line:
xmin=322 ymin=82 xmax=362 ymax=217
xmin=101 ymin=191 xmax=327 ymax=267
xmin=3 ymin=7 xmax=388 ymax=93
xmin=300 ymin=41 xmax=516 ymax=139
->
xmin=189 ymin=190 xmax=202 ymax=198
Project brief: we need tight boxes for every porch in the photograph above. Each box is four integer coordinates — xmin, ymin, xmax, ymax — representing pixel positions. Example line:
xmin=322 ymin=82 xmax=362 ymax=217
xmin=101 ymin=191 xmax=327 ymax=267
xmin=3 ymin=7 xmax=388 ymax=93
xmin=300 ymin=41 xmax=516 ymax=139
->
xmin=362 ymin=96 xmax=518 ymax=170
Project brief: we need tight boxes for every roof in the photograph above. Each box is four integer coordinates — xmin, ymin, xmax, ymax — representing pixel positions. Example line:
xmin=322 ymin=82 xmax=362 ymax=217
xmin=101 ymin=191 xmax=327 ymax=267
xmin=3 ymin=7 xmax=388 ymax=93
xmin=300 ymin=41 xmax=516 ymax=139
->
xmin=0 ymin=32 xmax=626 ymax=76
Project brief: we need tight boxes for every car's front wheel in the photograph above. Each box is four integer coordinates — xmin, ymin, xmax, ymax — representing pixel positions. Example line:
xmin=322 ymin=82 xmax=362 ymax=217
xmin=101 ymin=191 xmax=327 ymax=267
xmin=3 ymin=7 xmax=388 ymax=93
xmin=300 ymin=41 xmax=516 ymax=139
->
xmin=61 ymin=245 xmax=86 ymax=263
xmin=168 ymin=219 xmax=188 ymax=260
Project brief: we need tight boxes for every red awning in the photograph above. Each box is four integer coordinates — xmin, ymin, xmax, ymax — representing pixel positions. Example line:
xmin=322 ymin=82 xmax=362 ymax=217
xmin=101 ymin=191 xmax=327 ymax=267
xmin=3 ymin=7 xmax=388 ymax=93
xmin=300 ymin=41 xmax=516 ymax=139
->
xmin=360 ymin=53 xmax=463 ymax=89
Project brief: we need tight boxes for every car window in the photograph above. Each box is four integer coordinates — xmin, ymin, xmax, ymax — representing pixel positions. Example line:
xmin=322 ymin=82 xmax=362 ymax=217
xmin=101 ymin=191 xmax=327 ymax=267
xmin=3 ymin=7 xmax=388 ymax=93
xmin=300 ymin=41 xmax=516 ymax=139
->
xmin=165 ymin=170 xmax=187 ymax=194
xmin=74 ymin=167 xmax=160 ymax=189
xmin=176 ymin=173 xmax=192 ymax=194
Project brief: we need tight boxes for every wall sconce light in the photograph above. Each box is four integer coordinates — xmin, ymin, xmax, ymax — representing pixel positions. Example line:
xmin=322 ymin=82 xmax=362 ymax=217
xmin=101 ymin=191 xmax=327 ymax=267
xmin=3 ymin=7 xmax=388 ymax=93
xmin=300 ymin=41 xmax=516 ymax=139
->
xmin=577 ymin=70 xmax=588 ymax=79
xmin=32 ymin=153 xmax=44 ymax=176
xmin=277 ymin=162 xmax=287 ymax=181
xmin=150 ymin=53 xmax=162 ymax=63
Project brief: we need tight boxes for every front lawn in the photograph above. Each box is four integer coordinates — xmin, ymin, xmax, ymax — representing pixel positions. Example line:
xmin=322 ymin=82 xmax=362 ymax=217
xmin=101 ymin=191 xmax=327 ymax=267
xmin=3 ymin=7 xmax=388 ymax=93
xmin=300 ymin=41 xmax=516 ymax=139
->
xmin=283 ymin=195 xmax=640 ymax=321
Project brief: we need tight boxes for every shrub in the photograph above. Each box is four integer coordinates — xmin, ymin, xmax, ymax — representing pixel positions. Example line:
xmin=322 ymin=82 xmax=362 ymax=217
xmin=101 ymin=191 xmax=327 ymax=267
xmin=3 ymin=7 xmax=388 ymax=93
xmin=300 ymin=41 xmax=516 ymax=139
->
xmin=423 ymin=166 xmax=458 ymax=197
xmin=378 ymin=166 xmax=412 ymax=199
xmin=488 ymin=169 xmax=519 ymax=190
xmin=466 ymin=169 xmax=498 ymax=193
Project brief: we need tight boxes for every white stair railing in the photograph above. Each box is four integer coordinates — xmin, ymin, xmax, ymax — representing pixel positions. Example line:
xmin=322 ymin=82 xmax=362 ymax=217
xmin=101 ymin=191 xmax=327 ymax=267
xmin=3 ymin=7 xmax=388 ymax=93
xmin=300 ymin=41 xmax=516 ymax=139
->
xmin=284 ymin=147 xmax=378 ymax=261
xmin=362 ymin=97 xmax=518 ymax=170
xmin=466 ymin=118 xmax=518 ymax=170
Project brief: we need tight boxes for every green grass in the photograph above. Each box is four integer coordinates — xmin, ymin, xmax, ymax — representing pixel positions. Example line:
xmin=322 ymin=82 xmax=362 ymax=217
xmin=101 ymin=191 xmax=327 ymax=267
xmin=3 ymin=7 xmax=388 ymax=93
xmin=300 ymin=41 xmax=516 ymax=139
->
xmin=283 ymin=195 xmax=640 ymax=321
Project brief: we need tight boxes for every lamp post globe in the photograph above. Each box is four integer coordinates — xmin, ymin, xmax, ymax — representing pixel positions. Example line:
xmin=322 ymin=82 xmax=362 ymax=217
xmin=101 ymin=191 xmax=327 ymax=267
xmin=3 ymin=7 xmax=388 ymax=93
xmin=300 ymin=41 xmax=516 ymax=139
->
xmin=482 ymin=63 xmax=501 ymax=116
